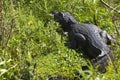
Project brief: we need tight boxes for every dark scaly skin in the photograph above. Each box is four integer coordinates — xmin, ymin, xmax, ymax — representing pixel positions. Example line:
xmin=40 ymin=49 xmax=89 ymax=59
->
xmin=69 ymin=23 xmax=110 ymax=58
xmin=52 ymin=11 xmax=114 ymax=73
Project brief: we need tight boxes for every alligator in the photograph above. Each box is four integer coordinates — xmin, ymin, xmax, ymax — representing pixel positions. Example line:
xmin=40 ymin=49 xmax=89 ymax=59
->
xmin=52 ymin=11 xmax=114 ymax=73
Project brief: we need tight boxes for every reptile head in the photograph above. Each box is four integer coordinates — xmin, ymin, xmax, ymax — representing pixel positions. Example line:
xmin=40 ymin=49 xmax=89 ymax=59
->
xmin=52 ymin=11 xmax=77 ymax=26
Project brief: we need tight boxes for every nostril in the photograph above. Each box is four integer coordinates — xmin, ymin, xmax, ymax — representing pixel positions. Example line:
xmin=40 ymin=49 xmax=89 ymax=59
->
xmin=51 ymin=11 xmax=57 ymax=15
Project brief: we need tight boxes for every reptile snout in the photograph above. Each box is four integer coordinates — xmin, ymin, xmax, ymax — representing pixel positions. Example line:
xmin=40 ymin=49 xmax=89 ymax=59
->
xmin=51 ymin=11 xmax=58 ymax=15
xmin=51 ymin=11 xmax=63 ymax=22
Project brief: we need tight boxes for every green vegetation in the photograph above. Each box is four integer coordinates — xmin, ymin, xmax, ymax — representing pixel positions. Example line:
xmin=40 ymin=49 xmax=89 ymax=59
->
xmin=0 ymin=0 xmax=120 ymax=80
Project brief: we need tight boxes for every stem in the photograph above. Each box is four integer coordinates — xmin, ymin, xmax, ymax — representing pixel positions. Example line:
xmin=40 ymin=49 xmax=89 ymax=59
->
xmin=100 ymin=0 xmax=120 ymax=14
xmin=0 ymin=0 xmax=2 ymax=42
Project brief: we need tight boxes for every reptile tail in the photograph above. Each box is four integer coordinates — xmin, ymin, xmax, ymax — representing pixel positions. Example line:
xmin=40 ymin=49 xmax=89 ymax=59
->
xmin=91 ymin=51 xmax=115 ymax=73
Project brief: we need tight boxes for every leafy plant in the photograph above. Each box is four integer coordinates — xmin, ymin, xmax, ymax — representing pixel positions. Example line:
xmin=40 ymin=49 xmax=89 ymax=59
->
xmin=0 ymin=0 xmax=120 ymax=79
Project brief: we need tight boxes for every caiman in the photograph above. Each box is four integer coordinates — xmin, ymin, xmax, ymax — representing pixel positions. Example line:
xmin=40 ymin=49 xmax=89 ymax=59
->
xmin=52 ymin=11 xmax=114 ymax=73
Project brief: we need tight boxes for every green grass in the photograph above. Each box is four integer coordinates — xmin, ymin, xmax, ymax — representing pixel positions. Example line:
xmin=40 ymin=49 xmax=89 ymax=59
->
xmin=0 ymin=0 xmax=120 ymax=80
